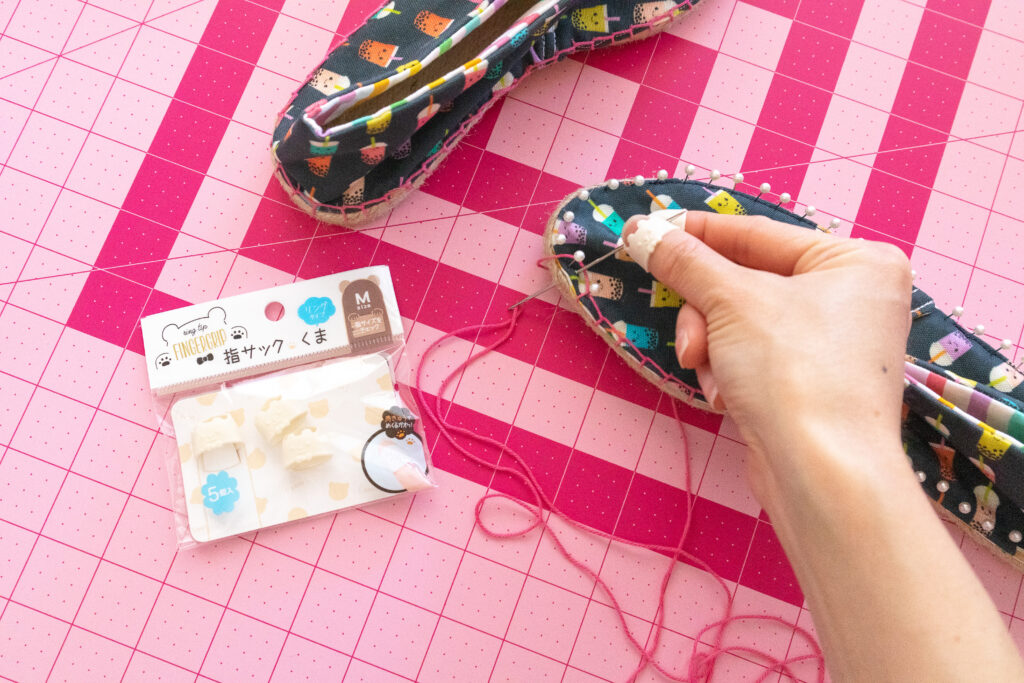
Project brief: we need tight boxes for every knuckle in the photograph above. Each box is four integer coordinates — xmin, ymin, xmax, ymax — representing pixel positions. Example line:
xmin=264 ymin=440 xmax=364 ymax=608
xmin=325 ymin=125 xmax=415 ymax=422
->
xmin=876 ymin=241 xmax=907 ymax=262
xmin=864 ymin=242 xmax=912 ymax=287
xmin=734 ymin=216 xmax=775 ymax=262
xmin=875 ymin=243 xmax=911 ymax=270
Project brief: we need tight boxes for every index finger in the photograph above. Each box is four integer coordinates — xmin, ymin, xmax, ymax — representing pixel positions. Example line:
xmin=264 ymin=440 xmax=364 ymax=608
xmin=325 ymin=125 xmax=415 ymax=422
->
xmin=625 ymin=211 xmax=831 ymax=276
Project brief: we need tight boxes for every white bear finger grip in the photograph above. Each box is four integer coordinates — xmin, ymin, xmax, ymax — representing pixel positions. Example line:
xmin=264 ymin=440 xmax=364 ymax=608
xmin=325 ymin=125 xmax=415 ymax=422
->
xmin=282 ymin=427 xmax=332 ymax=470
xmin=193 ymin=416 xmax=244 ymax=471
xmin=624 ymin=209 xmax=687 ymax=272
xmin=255 ymin=397 xmax=307 ymax=444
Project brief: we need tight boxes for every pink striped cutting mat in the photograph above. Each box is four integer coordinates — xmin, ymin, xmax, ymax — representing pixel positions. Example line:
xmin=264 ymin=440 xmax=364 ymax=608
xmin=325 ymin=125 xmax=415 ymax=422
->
xmin=2 ymin=0 xmax=1024 ymax=680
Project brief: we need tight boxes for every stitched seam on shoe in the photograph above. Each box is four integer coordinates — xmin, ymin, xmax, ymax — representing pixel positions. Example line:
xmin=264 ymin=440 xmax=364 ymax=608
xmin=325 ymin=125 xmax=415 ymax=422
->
xmin=311 ymin=0 xmax=564 ymax=138
xmin=274 ymin=0 xmax=700 ymax=212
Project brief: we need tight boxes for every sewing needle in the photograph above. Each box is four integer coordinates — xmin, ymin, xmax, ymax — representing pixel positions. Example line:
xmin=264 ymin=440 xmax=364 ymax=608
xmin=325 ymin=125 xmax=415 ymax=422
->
xmin=509 ymin=209 xmax=687 ymax=310
xmin=508 ymin=245 xmax=624 ymax=310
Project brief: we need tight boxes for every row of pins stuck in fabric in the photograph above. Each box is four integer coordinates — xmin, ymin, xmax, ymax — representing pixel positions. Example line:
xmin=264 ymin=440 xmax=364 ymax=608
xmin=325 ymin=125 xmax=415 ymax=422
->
xmin=524 ymin=164 xmax=1024 ymax=374
xmin=513 ymin=164 xmax=841 ymax=309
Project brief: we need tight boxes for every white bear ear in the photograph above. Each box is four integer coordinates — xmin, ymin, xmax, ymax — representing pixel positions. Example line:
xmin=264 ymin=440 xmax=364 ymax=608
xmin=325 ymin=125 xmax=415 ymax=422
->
xmin=208 ymin=307 xmax=227 ymax=324
xmin=161 ymin=323 xmax=180 ymax=343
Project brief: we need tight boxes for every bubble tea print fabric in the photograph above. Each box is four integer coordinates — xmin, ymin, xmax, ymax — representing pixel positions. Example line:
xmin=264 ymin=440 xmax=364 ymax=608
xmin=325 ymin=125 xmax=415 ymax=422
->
xmin=543 ymin=174 xmax=1024 ymax=570
xmin=272 ymin=0 xmax=700 ymax=223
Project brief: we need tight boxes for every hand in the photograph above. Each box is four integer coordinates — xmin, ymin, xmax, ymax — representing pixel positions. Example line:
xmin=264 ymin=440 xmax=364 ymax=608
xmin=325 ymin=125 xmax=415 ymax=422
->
xmin=622 ymin=211 xmax=913 ymax=474
xmin=623 ymin=211 xmax=1024 ymax=683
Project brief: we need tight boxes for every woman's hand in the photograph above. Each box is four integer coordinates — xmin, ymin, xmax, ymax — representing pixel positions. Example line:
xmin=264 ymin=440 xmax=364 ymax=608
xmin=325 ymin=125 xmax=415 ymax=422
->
xmin=623 ymin=210 xmax=1024 ymax=682
xmin=623 ymin=210 xmax=912 ymax=468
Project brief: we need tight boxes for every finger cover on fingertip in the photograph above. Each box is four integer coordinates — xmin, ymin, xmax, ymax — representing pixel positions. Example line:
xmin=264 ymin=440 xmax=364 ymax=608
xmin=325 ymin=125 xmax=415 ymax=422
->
xmin=625 ymin=209 xmax=688 ymax=272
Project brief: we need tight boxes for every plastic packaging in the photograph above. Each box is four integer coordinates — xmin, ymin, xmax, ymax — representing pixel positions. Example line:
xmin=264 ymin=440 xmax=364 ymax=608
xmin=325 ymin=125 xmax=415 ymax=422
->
xmin=140 ymin=267 xmax=434 ymax=547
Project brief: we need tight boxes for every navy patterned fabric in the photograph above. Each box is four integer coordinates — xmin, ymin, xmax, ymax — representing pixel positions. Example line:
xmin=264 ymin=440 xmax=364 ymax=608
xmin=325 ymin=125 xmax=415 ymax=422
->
xmin=907 ymin=288 xmax=1024 ymax=401
xmin=546 ymin=176 xmax=1024 ymax=569
xmin=272 ymin=0 xmax=698 ymax=216
xmin=904 ymin=414 xmax=1024 ymax=558
xmin=548 ymin=178 xmax=819 ymax=404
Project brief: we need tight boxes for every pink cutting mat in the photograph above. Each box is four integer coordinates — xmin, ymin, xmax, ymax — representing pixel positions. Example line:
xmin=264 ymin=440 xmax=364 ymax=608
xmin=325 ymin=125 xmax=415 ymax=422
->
xmin=2 ymin=0 xmax=1024 ymax=680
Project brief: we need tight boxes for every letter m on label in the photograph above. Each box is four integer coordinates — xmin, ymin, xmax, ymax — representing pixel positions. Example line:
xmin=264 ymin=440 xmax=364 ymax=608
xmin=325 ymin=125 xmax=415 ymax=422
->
xmin=355 ymin=291 xmax=370 ymax=305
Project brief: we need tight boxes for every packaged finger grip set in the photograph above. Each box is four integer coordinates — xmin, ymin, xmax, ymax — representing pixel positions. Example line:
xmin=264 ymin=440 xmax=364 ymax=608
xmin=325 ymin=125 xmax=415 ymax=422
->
xmin=141 ymin=267 xmax=434 ymax=546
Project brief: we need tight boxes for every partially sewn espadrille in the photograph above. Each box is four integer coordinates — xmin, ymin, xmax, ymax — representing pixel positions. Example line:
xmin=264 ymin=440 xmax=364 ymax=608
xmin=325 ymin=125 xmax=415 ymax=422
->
xmin=542 ymin=173 xmax=1024 ymax=572
xmin=543 ymin=175 xmax=822 ymax=410
xmin=271 ymin=0 xmax=700 ymax=224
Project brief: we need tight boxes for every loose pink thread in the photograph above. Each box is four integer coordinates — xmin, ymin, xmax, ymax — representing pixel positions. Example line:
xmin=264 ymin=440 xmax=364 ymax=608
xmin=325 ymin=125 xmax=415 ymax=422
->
xmin=414 ymin=305 xmax=825 ymax=682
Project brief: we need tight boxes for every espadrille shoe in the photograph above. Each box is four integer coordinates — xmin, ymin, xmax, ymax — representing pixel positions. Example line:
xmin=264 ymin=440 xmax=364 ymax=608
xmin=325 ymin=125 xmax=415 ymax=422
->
xmin=271 ymin=0 xmax=700 ymax=225
xmin=542 ymin=172 xmax=823 ymax=410
xmin=542 ymin=171 xmax=1024 ymax=573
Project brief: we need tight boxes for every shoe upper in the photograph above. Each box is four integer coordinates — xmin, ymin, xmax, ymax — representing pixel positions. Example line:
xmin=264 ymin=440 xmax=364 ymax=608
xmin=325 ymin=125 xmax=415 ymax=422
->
xmin=272 ymin=0 xmax=698 ymax=213
xmin=546 ymin=175 xmax=1024 ymax=567
xmin=548 ymin=177 xmax=823 ymax=406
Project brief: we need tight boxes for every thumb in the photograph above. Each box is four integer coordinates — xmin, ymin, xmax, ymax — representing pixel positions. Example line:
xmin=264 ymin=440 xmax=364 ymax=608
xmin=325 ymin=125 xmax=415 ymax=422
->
xmin=623 ymin=210 xmax=742 ymax=312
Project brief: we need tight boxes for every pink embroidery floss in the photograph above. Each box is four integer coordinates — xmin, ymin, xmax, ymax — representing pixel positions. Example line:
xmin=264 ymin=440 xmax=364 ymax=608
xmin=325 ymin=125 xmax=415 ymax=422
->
xmin=413 ymin=300 xmax=825 ymax=682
